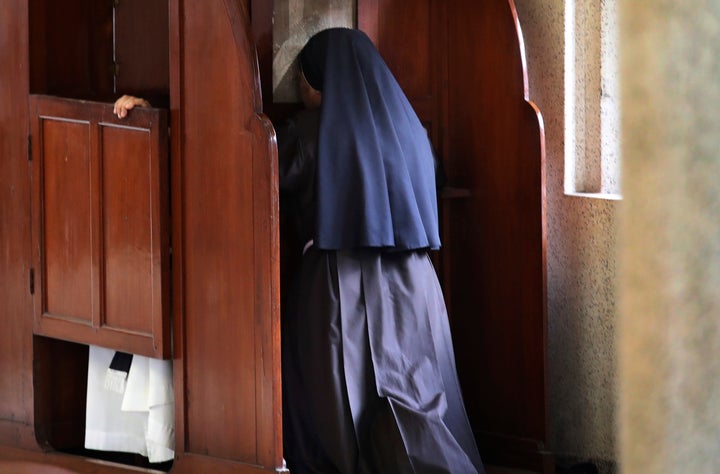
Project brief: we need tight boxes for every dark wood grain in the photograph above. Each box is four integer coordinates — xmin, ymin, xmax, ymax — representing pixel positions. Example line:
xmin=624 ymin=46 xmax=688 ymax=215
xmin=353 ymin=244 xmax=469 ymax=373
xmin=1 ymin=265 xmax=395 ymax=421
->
xmin=32 ymin=338 xmax=87 ymax=451
xmin=114 ymin=0 xmax=169 ymax=98
xmin=37 ymin=114 xmax=95 ymax=324
xmin=0 ymin=0 xmax=36 ymax=451
xmin=29 ymin=95 xmax=170 ymax=358
xmin=446 ymin=1 xmax=549 ymax=470
xmin=358 ymin=0 xmax=444 ymax=149
xmin=170 ymin=0 xmax=283 ymax=470
xmin=29 ymin=0 xmax=114 ymax=100
xmin=359 ymin=0 xmax=551 ymax=471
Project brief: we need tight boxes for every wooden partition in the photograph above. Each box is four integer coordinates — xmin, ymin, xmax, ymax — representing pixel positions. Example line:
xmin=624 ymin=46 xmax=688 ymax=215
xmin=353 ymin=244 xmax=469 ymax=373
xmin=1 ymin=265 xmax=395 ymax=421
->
xmin=0 ymin=0 xmax=283 ymax=472
xmin=0 ymin=0 xmax=35 ymax=452
xmin=445 ymin=2 xmax=548 ymax=470
xmin=358 ymin=0 xmax=550 ymax=471
xmin=169 ymin=0 xmax=282 ymax=470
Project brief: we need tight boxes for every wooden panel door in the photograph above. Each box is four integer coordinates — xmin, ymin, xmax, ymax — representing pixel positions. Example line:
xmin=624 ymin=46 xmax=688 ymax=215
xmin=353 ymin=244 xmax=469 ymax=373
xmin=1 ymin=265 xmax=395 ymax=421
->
xmin=29 ymin=95 xmax=170 ymax=359
xmin=360 ymin=0 xmax=550 ymax=471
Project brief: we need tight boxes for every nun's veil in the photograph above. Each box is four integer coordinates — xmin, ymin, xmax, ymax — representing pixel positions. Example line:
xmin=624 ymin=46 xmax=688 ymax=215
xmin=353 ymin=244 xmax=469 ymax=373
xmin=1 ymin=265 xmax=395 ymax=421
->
xmin=299 ymin=28 xmax=440 ymax=251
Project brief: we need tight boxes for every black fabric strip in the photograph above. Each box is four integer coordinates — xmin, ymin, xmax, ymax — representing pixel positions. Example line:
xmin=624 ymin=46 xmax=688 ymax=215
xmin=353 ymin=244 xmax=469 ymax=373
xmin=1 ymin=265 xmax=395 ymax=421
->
xmin=109 ymin=351 xmax=133 ymax=374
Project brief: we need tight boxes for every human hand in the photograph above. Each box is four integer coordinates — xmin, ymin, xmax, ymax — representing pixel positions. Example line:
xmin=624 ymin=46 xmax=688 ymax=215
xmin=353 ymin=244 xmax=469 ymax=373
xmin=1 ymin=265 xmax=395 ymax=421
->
xmin=113 ymin=95 xmax=151 ymax=118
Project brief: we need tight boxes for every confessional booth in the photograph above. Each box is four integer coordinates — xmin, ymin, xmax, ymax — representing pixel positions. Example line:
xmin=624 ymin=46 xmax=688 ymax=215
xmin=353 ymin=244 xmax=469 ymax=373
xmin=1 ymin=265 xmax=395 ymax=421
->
xmin=0 ymin=0 xmax=549 ymax=472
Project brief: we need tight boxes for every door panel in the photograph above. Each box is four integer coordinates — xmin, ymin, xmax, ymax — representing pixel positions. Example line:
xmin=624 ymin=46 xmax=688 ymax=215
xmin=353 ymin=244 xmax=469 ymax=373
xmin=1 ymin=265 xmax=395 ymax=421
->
xmin=29 ymin=0 xmax=114 ymax=100
xmin=102 ymin=126 xmax=160 ymax=335
xmin=40 ymin=118 xmax=94 ymax=323
xmin=29 ymin=95 xmax=170 ymax=359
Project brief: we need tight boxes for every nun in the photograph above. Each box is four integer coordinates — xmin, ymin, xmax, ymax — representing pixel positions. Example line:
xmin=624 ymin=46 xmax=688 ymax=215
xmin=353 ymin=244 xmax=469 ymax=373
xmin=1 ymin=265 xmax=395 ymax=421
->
xmin=277 ymin=27 xmax=484 ymax=474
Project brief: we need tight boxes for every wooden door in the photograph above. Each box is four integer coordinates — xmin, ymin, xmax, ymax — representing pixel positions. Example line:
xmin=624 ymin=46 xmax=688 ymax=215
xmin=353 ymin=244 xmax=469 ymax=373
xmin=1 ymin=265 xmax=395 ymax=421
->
xmin=359 ymin=0 xmax=550 ymax=471
xmin=29 ymin=95 xmax=171 ymax=358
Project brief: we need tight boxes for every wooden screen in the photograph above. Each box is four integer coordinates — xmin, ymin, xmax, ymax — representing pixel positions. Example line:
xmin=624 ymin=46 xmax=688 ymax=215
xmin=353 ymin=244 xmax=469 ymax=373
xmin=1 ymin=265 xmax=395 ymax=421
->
xmin=29 ymin=95 xmax=170 ymax=359
xmin=359 ymin=0 xmax=550 ymax=471
xmin=169 ymin=0 xmax=283 ymax=471
xmin=443 ymin=2 xmax=548 ymax=469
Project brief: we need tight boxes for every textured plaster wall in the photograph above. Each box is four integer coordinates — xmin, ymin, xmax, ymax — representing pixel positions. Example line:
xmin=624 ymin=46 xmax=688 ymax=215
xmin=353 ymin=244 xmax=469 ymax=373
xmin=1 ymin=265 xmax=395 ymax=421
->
xmin=515 ymin=0 xmax=619 ymax=468
xmin=273 ymin=0 xmax=355 ymax=102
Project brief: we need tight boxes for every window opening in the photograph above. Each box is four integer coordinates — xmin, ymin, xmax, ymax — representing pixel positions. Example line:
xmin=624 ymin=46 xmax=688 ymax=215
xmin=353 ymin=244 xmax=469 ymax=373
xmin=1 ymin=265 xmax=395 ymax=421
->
xmin=564 ymin=0 xmax=621 ymax=198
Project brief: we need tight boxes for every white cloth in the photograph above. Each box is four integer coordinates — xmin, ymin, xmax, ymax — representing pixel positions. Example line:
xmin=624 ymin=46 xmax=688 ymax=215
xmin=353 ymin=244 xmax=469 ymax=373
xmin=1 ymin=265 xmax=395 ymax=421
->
xmin=85 ymin=345 xmax=175 ymax=463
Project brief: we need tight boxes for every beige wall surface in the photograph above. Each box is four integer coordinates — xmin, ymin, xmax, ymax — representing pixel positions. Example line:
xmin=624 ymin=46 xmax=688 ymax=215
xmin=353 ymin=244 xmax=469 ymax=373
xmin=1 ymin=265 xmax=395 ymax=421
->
xmin=619 ymin=2 xmax=720 ymax=473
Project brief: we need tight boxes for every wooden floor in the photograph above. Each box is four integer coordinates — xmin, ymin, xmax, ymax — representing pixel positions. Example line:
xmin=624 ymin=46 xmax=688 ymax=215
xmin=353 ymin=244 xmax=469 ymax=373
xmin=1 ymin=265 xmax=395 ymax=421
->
xmin=0 ymin=462 xmax=537 ymax=474
xmin=0 ymin=444 xmax=542 ymax=474
xmin=0 ymin=460 xmax=537 ymax=474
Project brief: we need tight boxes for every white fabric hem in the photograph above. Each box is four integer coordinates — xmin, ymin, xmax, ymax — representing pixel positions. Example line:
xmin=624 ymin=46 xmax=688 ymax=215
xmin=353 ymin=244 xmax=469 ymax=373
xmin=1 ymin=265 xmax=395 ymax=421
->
xmin=84 ymin=429 xmax=148 ymax=457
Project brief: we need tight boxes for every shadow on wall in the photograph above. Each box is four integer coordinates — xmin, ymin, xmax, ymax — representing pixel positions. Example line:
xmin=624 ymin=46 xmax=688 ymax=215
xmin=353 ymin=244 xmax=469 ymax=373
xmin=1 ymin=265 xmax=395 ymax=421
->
xmin=557 ymin=461 xmax=603 ymax=474
xmin=552 ymin=451 xmax=618 ymax=473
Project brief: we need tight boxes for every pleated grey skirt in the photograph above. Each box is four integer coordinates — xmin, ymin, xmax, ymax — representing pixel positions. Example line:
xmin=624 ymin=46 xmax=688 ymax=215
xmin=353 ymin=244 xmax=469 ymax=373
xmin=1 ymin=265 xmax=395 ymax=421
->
xmin=282 ymin=248 xmax=484 ymax=474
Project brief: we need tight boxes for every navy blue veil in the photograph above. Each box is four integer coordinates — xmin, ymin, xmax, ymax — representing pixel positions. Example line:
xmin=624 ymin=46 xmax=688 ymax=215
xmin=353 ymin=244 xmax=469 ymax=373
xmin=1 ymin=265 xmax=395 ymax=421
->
xmin=299 ymin=28 xmax=440 ymax=251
